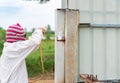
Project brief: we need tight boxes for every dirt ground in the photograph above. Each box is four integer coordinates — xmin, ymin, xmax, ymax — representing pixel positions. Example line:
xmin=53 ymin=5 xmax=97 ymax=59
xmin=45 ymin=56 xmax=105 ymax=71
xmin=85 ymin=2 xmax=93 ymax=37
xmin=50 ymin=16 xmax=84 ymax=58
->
xmin=28 ymin=73 xmax=54 ymax=83
xmin=29 ymin=80 xmax=54 ymax=83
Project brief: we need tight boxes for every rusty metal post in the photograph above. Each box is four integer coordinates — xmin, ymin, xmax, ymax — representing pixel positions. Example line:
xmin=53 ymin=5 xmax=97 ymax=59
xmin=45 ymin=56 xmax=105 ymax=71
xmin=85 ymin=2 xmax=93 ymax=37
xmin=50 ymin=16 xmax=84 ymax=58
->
xmin=64 ymin=9 xmax=80 ymax=83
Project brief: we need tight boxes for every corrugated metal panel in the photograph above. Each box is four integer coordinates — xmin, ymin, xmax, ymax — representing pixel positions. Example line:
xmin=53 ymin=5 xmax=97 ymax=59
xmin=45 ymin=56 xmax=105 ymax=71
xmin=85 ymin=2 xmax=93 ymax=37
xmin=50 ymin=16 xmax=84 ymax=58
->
xmin=78 ymin=24 xmax=120 ymax=80
xmin=61 ymin=0 xmax=77 ymax=9
xmin=61 ymin=0 xmax=120 ymax=26
xmin=61 ymin=0 xmax=120 ymax=25
xmin=75 ymin=0 xmax=119 ymax=24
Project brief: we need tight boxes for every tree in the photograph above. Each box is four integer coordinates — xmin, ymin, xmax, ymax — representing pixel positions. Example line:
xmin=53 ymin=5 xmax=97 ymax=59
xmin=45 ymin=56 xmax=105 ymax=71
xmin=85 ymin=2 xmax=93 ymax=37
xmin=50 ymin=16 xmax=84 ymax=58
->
xmin=39 ymin=0 xmax=50 ymax=3
xmin=25 ymin=0 xmax=50 ymax=3
xmin=46 ymin=25 xmax=51 ymax=34
xmin=31 ymin=28 xmax=35 ymax=33
xmin=45 ymin=25 xmax=52 ymax=40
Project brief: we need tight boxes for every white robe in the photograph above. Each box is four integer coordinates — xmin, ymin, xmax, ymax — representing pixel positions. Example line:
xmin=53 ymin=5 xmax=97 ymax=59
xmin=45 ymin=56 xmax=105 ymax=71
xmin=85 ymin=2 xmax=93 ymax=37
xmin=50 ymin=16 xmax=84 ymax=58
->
xmin=0 ymin=29 xmax=43 ymax=83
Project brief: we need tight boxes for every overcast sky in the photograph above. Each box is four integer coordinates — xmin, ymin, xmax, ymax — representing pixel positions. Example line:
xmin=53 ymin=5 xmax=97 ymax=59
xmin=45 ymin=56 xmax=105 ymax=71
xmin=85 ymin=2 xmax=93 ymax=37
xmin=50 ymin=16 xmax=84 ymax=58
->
xmin=0 ymin=0 xmax=61 ymax=31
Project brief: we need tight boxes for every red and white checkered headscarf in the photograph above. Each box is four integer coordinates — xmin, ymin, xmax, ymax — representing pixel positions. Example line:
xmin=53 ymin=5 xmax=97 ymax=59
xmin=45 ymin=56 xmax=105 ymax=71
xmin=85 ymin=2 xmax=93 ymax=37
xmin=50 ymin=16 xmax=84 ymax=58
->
xmin=6 ymin=23 xmax=26 ymax=43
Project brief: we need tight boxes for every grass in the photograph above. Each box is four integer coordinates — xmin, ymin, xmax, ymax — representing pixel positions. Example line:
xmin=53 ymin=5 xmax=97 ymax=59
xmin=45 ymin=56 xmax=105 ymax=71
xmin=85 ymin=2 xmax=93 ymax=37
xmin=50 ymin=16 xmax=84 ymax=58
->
xmin=26 ymin=40 xmax=54 ymax=77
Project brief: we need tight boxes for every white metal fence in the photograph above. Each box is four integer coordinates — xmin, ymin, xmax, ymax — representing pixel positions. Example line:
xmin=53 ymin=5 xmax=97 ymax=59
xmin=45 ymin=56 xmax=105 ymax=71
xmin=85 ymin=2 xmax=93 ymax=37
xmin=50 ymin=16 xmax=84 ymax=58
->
xmin=62 ymin=0 xmax=120 ymax=24
xmin=78 ymin=24 xmax=120 ymax=81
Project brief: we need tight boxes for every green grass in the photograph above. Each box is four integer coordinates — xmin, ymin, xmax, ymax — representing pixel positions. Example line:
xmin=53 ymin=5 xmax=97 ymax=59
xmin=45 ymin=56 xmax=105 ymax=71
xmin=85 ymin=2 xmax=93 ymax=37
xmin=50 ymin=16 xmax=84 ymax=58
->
xmin=26 ymin=40 xmax=54 ymax=77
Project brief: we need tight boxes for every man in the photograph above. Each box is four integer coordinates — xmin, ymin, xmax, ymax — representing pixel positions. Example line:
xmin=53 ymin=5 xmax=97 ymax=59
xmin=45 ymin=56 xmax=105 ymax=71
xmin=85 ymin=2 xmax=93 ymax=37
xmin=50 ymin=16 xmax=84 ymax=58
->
xmin=0 ymin=23 xmax=46 ymax=83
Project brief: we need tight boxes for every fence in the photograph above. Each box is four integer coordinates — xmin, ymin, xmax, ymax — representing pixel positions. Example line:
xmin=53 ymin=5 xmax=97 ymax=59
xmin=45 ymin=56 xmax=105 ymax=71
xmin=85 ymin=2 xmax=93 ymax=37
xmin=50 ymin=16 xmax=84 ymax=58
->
xmin=77 ymin=23 xmax=120 ymax=82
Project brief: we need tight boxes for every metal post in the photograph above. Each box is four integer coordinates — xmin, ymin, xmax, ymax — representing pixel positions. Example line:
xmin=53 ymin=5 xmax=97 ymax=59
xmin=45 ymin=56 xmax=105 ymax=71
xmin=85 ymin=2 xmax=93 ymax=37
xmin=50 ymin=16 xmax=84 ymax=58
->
xmin=55 ymin=7 xmax=80 ymax=83
xmin=67 ymin=0 xmax=69 ymax=9
xmin=64 ymin=9 xmax=80 ymax=83
xmin=55 ymin=9 xmax=66 ymax=83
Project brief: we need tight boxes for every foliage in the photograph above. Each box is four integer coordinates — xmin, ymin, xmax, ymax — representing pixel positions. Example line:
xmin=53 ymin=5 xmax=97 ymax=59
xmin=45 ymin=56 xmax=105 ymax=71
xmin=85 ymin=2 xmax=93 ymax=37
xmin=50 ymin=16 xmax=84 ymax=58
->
xmin=26 ymin=40 xmax=54 ymax=77
xmin=0 ymin=28 xmax=6 ymax=41
xmin=25 ymin=0 xmax=50 ymax=4
xmin=45 ymin=25 xmax=55 ymax=40
xmin=29 ymin=25 xmax=55 ymax=40
xmin=0 ymin=28 xmax=6 ymax=55
xmin=31 ymin=28 xmax=35 ymax=33
xmin=39 ymin=0 xmax=50 ymax=3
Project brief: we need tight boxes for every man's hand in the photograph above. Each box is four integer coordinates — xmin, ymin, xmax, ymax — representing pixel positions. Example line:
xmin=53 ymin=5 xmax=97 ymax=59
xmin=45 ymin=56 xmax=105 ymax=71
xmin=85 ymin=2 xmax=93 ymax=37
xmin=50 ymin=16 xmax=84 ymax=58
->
xmin=38 ymin=27 xmax=47 ymax=34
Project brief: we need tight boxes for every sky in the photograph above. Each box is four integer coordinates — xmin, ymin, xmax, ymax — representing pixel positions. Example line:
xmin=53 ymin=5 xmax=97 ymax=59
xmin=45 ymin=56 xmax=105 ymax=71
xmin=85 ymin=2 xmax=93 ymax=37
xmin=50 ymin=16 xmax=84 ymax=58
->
xmin=0 ymin=0 xmax=61 ymax=31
